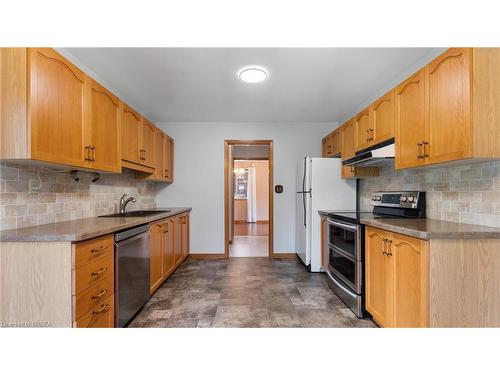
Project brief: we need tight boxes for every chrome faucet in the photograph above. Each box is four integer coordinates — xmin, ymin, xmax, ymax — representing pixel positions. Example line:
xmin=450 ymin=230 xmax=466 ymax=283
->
xmin=119 ymin=194 xmax=137 ymax=214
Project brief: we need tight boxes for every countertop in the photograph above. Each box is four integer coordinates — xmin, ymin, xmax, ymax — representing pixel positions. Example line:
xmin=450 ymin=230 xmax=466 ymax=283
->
xmin=319 ymin=210 xmax=500 ymax=240
xmin=0 ymin=207 xmax=191 ymax=242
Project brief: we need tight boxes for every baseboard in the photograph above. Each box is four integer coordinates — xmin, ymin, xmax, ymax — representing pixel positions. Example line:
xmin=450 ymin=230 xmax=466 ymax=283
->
xmin=234 ymin=220 xmax=270 ymax=224
xmin=189 ymin=253 xmax=226 ymax=260
xmin=271 ymin=253 xmax=296 ymax=259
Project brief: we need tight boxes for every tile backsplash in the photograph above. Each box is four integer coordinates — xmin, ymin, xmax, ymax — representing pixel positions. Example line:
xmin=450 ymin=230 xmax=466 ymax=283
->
xmin=359 ymin=160 xmax=500 ymax=228
xmin=0 ymin=163 xmax=157 ymax=230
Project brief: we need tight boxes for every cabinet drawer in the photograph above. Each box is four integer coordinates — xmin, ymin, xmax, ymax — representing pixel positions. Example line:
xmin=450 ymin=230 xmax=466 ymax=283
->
xmin=73 ymin=235 xmax=114 ymax=268
xmin=74 ymin=294 xmax=115 ymax=328
xmin=73 ymin=275 xmax=114 ymax=320
xmin=74 ymin=254 xmax=114 ymax=294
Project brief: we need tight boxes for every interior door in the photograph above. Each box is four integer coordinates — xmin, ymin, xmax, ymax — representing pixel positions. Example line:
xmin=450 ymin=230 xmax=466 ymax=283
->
xmin=426 ymin=48 xmax=472 ymax=164
xmin=86 ymin=78 xmax=121 ymax=172
xmin=395 ymin=69 xmax=426 ymax=170
xmin=121 ymin=104 xmax=142 ymax=164
xmin=365 ymin=227 xmax=392 ymax=327
xmin=142 ymin=119 xmax=156 ymax=168
xmin=29 ymin=48 xmax=86 ymax=168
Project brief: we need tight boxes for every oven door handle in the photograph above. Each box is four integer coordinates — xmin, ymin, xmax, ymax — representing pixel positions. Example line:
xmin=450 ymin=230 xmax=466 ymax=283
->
xmin=327 ymin=219 xmax=358 ymax=232
xmin=327 ymin=271 xmax=358 ymax=299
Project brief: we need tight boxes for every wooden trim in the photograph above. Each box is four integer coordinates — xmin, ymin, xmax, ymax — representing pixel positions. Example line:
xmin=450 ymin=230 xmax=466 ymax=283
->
xmin=189 ymin=253 xmax=226 ymax=260
xmin=224 ymin=140 xmax=274 ymax=259
xmin=271 ymin=253 xmax=296 ymax=259
xmin=233 ymin=157 xmax=270 ymax=161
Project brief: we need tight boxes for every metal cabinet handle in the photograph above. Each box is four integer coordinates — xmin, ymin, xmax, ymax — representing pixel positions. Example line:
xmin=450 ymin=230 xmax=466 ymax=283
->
xmin=386 ymin=239 xmax=393 ymax=256
xmin=91 ymin=146 xmax=96 ymax=161
xmin=369 ymin=128 xmax=374 ymax=141
xmin=382 ymin=238 xmax=388 ymax=256
xmin=92 ymin=304 xmax=110 ymax=315
xmin=84 ymin=146 xmax=91 ymax=161
xmin=416 ymin=142 xmax=424 ymax=159
xmin=91 ymin=289 xmax=108 ymax=300
xmin=91 ymin=245 xmax=106 ymax=254
xmin=422 ymin=141 xmax=429 ymax=158
xmin=366 ymin=129 xmax=370 ymax=142
xmin=91 ymin=267 xmax=107 ymax=277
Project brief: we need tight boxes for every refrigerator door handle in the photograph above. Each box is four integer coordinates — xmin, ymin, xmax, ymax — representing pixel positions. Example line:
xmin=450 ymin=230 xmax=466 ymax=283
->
xmin=303 ymin=191 xmax=307 ymax=227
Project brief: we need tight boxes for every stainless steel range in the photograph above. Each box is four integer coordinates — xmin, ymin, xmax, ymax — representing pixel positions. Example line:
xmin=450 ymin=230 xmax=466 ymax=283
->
xmin=325 ymin=191 xmax=425 ymax=318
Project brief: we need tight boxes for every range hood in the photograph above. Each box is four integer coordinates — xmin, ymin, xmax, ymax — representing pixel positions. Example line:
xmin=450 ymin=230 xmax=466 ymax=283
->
xmin=342 ymin=139 xmax=395 ymax=167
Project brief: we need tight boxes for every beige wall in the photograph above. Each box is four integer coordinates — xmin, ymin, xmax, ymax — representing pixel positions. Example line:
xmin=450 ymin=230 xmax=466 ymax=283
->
xmin=234 ymin=160 xmax=269 ymax=222
xmin=0 ymin=163 xmax=157 ymax=230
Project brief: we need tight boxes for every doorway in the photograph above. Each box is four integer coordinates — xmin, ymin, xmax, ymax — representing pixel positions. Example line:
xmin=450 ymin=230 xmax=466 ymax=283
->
xmin=224 ymin=140 xmax=273 ymax=258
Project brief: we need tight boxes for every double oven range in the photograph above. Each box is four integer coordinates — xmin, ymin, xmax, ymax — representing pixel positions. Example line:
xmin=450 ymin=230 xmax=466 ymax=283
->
xmin=325 ymin=191 xmax=425 ymax=318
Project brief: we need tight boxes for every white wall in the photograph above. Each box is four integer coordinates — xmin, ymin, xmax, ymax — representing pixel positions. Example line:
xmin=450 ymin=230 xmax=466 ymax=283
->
xmin=155 ymin=122 xmax=335 ymax=254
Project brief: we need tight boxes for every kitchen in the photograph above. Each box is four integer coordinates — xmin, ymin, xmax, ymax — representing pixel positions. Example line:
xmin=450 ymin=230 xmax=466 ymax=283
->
xmin=1 ymin=2 xmax=500 ymax=372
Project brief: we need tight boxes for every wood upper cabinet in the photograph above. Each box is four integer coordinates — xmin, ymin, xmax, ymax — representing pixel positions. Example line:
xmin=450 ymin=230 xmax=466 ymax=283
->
xmin=164 ymin=136 xmax=174 ymax=182
xmin=85 ymin=78 xmax=121 ymax=172
xmin=395 ymin=69 xmax=426 ymax=169
xmin=341 ymin=118 xmax=357 ymax=160
xmin=355 ymin=107 xmax=372 ymax=151
xmin=121 ymin=104 xmax=142 ymax=164
xmin=425 ymin=48 xmax=472 ymax=164
xmin=150 ymin=222 xmax=164 ymax=293
xmin=391 ymin=233 xmax=429 ymax=328
xmin=154 ymin=130 xmax=166 ymax=180
xmin=365 ymin=227 xmax=392 ymax=327
xmin=371 ymin=89 xmax=395 ymax=144
xmin=141 ymin=119 xmax=156 ymax=168
xmin=322 ymin=129 xmax=341 ymax=158
xmin=322 ymin=134 xmax=333 ymax=157
xmin=365 ymin=226 xmax=429 ymax=328
xmin=29 ymin=48 xmax=87 ymax=168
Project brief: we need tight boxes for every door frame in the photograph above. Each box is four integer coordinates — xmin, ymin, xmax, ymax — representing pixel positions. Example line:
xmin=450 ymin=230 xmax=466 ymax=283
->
xmin=224 ymin=140 xmax=274 ymax=258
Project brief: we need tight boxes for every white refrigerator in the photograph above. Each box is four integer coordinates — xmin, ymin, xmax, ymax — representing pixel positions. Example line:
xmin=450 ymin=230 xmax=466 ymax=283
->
xmin=295 ymin=157 xmax=356 ymax=272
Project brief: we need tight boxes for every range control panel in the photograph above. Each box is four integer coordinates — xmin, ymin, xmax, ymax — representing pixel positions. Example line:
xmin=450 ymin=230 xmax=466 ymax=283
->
xmin=370 ymin=191 xmax=423 ymax=209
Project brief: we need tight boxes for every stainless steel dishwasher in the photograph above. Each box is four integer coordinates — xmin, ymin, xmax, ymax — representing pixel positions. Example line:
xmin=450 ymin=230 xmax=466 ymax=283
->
xmin=115 ymin=224 xmax=150 ymax=327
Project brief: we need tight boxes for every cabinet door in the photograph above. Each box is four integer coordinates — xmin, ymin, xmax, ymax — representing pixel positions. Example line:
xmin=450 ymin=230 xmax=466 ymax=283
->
xmin=150 ymin=222 xmax=164 ymax=293
xmin=365 ymin=227 xmax=392 ymax=327
xmin=372 ymin=89 xmax=395 ymax=144
xmin=165 ymin=137 xmax=174 ymax=182
xmin=181 ymin=214 xmax=189 ymax=258
xmin=356 ymin=107 xmax=372 ymax=151
xmin=391 ymin=233 xmax=429 ymax=327
xmin=174 ymin=216 xmax=183 ymax=265
xmin=154 ymin=130 xmax=166 ymax=180
xmin=331 ymin=129 xmax=341 ymax=156
xmin=86 ymin=78 xmax=121 ymax=172
xmin=395 ymin=69 xmax=426 ymax=169
xmin=29 ymin=48 xmax=86 ymax=167
xmin=142 ymin=119 xmax=156 ymax=168
xmin=162 ymin=220 xmax=176 ymax=278
xmin=341 ymin=119 xmax=357 ymax=160
xmin=322 ymin=137 xmax=328 ymax=157
xmin=121 ymin=104 xmax=142 ymax=164
xmin=425 ymin=48 xmax=472 ymax=164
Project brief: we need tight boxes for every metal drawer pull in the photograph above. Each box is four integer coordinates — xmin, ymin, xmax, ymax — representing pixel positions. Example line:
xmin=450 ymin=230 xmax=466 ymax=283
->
xmin=92 ymin=304 xmax=110 ymax=315
xmin=91 ymin=267 xmax=107 ymax=277
xmin=382 ymin=238 xmax=388 ymax=255
xmin=386 ymin=239 xmax=393 ymax=256
xmin=90 ymin=245 xmax=106 ymax=254
xmin=91 ymin=289 xmax=108 ymax=300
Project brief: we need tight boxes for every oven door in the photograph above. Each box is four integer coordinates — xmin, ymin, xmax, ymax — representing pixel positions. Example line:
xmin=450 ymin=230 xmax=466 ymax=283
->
xmin=327 ymin=245 xmax=362 ymax=294
xmin=327 ymin=219 xmax=360 ymax=261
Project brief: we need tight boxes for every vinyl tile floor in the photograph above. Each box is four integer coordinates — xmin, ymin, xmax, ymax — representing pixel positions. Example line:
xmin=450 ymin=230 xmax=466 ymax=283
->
xmin=229 ymin=236 xmax=269 ymax=257
xmin=128 ymin=258 xmax=376 ymax=328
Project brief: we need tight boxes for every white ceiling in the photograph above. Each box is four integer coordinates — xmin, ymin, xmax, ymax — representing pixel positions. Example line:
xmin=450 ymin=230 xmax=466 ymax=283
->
xmin=62 ymin=48 xmax=444 ymax=123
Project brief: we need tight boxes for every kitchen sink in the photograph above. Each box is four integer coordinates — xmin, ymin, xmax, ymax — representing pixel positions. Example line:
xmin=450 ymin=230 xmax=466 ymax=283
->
xmin=98 ymin=210 xmax=171 ymax=218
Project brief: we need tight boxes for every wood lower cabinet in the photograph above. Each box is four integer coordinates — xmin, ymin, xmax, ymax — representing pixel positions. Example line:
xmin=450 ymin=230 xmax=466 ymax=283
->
xmin=365 ymin=227 xmax=429 ymax=328
xmin=150 ymin=222 xmax=164 ymax=293
xmin=149 ymin=212 xmax=190 ymax=293
xmin=74 ymin=294 xmax=115 ymax=328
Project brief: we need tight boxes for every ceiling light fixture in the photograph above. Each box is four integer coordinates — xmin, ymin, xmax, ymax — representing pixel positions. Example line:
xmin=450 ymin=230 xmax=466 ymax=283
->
xmin=238 ymin=65 xmax=269 ymax=83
